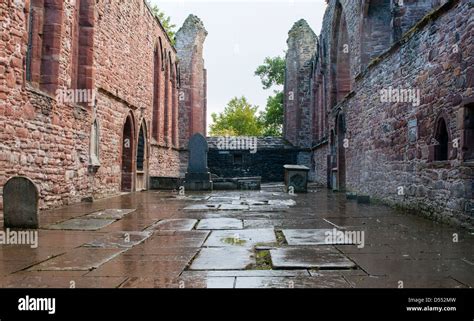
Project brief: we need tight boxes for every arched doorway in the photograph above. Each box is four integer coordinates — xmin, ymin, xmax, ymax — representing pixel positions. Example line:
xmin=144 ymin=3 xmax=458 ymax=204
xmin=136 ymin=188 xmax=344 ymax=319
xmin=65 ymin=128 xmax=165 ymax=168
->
xmin=336 ymin=112 xmax=346 ymax=191
xmin=121 ymin=115 xmax=135 ymax=192
xmin=136 ymin=122 xmax=148 ymax=191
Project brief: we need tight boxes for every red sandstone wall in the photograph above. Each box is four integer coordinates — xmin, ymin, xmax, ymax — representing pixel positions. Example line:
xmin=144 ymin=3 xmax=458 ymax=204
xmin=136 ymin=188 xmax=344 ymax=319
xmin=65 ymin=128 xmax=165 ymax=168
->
xmin=0 ymin=0 xmax=180 ymax=211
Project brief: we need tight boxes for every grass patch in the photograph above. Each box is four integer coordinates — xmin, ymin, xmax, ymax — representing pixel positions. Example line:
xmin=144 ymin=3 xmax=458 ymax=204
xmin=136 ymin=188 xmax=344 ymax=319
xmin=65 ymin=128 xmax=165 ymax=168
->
xmin=246 ymin=249 xmax=272 ymax=270
xmin=275 ymin=230 xmax=287 ymax=246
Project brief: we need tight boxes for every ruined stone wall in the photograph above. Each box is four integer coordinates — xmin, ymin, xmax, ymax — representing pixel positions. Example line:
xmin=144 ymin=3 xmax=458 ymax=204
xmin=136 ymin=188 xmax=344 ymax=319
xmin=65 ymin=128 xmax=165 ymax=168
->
xmin=0 ymin=0 xmax=93 ymax=210
xmin=176 ymin=15 xmax=208 ymax=150
xmin=0 ymin=0 xmax=181 ymax=211
xmin=285 ymin=0 xmax=473 ymax=227
xmin=284 ymin=19 xmax=317 ymax=149
xmin=340 ymin=0 xmax=473 ymax=227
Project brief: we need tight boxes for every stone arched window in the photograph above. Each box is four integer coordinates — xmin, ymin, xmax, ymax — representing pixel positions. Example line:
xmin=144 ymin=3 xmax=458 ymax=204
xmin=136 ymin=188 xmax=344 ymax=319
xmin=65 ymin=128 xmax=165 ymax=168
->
xmin=432 ymin=116 xmax=450 ymax=162
xmin=171 ymin=57 xmax=178 ymax=147
xmin=26 ymin=0 xmax=64 ymax=94
xmin=360 ymin=0 xmax=393 ymax=67
xmin=152 ymin=43 xmax=162 ymax=141
xmin=163 ymin=53 xmax=170 ymax=143
xmin=330 ymin=1 xmax=352 ymax=108
xmin=71 ymin=0 xmax=95 ymax=92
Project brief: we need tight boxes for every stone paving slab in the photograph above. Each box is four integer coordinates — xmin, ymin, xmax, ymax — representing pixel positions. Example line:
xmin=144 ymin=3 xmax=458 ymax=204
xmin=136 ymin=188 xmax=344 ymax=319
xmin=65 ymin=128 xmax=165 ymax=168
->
xmin=268 ymin=199 xmax=296 ymax=206
xmin=0 ymin=275 xmax=128 ymax=288
xmin=0 ymin=261 xmax=38 ymax=276
xmin=45 ymin=218 xmax=116 ymax=231
xmin=282 ymin=229 xmax=357 ymax=246
xmin=133 ymin=231 xmax=210 ymax=250
xmin=196 ymin=218 xmax=243 ymax=230
xmin=270 ymin=247 xmax=356 ymax=269
xmin=309 ymin=269 xmax=368 ymax=277
xmin=180 ymin=269 xmax=310 ymax=278
xmin=86 ymin=256 xmax=188 ymax=277
xmin=120 ymin=276 xmax=235 ymax=288
xmin=28 ymin=248 xmax=124 ymax=271
xmin=85 ymin=209 xmax=136 ymax=220
xmin=203 ymin=229 xmax=277 ymax=247
xmin=208 ymin=196 xmax=240 ymax=202
xmin=244 ymin=219 xmax=333 ymax=229
xmin=235 ymin=276 xmax=351 ymax=288
xmin=147 ymin=219 xmax=198 ymax=231
xmin=219 ymin=204 xmax=249 ymax=211
xmin=344 ymin=275 xmax=467 ymax=288
xmin=82 ymin=231 xmax=152 ymax=249
xmin=347 ymin=254 xmax=474 ymax=279
xmin=189 ymin=247 xmax=255 ymax=270
xmin=99 ymin=218 xmax=158 ymax=232
xmin=183 ymin=204 xmax=220 ymax=211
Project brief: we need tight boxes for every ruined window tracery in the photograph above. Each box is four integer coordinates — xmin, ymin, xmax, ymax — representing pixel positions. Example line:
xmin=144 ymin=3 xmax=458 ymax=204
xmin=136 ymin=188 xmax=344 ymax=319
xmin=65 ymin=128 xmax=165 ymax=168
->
xmin=152 ymin=44 xmax=161 ymax=141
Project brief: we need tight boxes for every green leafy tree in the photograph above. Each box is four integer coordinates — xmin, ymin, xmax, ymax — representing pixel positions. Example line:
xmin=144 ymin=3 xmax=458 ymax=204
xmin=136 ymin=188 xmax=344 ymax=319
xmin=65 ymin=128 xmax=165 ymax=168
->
xmin=254 ymin=56 xmax=285 ymax=89
xmin=259 ymin=92 xmax=284 ymax=136
xmin=210 ymin=97 xmax=263 ymax=136
xmin=147 ymin=1 xmax=176 ymax=45
xmin=255 ymin=56 xmax=285 ymax=136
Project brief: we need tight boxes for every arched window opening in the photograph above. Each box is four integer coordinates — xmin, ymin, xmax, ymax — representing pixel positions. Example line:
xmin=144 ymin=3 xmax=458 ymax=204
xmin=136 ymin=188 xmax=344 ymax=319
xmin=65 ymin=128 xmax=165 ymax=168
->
xmin=152 ymin=44 xmax=161 ymax=141
xmin=360 ymin=0 xmax=392 ymax=67
xmin=330 ymin=1 xmax=352 ymax=108
xmin=164 ymin=55 xmax=170 ymax=144
xmin=26 ymin=0 xmax=64 ymax=93
xmin=434 ymin=118 xmax=449 ymax=161
xmin=72 ymin=0 xmax=95 ymax=92
xmin=137 ymin=126 xmax=145 ymax=172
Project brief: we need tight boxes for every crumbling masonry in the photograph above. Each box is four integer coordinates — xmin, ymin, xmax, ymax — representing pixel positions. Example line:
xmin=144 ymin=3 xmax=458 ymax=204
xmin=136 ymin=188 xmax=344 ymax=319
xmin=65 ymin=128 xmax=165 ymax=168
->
xmin=284 ymin=0 xmax=473 ymax=227
xmin=0 ymin=0 xmax=207 ymax=210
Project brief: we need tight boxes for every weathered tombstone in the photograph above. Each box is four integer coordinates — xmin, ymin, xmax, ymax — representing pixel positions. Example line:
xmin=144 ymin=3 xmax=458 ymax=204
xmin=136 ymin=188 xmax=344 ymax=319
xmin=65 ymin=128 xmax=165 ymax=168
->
xmin=284 ymin=165 xmax=310 ymax=193
xmin=3 ymin=177 xmax=39 ymax=229
xmin=184 ymin=133 xmax=213 ymax=191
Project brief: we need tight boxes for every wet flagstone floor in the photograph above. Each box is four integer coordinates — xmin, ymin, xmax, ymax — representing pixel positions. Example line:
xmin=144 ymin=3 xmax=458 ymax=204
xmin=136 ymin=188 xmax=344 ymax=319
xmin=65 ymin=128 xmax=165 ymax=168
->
xmin=0 ymin=184 xmax=473 ymax=288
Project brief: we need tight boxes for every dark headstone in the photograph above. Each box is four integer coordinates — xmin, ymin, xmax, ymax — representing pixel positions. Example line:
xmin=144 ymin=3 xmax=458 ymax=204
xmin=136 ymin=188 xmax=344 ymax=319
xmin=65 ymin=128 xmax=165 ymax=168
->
xmin=184 ymin=133 xmax=213 ymax=191
xmin=3 ymin=177 xmax=39 ymax=229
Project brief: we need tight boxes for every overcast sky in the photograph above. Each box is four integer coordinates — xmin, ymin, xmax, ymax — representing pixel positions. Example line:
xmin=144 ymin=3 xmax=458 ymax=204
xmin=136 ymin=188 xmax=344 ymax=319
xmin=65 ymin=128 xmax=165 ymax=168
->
xmin=150 ymin=0 xmax=327 ymax=128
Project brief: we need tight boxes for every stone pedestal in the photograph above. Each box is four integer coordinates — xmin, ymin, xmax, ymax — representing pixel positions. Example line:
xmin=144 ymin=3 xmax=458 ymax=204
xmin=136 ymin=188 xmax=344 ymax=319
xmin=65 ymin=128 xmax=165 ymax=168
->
xmin=284 ymin=165 xmax=310 ymax=193
xmin=184 ymin=133 xmax=213 ymax=191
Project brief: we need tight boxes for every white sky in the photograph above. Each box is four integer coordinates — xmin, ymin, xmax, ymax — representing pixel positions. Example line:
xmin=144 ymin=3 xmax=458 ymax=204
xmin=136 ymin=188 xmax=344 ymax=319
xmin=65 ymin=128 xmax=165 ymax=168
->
xmin=150 ymin=0 xmax=327 ymax=128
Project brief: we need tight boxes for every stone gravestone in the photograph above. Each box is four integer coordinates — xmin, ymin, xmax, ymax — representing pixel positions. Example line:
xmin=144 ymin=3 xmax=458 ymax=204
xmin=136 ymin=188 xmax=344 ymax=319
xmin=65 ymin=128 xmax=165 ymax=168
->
xmin=3 ymin=177 xmax=39 ymax=228
xmin=184 ymin=133 xmax=213 ymax=191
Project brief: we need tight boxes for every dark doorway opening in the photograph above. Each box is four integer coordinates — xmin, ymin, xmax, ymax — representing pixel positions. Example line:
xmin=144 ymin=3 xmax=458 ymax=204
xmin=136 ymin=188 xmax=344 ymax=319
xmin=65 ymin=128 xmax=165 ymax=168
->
xmin=434 ymin=118 xmax=449 ymax=161
xmin=336 ymin=113 xmax=346 ymax=191
xmin=121 ymin=116 xmax=134 ymax=192
xmin=136 ymin=123 xmax=147 ymax=191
